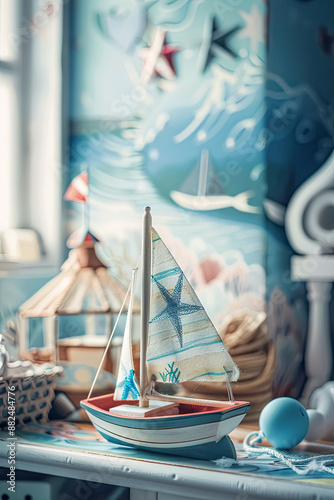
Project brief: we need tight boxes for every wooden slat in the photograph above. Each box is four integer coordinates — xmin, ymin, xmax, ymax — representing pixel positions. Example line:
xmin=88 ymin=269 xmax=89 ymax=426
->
xmin=19 ymin=268 xmax=76 ymax=317
xmin=146 ymin=393 xmax=239 ymax=408
xmin=97 ymin=268 xmax=141 ymax=314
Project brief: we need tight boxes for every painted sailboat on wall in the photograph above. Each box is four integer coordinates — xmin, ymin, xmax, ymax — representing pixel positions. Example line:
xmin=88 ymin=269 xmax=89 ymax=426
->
xmin=81 ymin=208 xmax=249 ymax=460
xmin=170 ymin=150 xmax=259 ymax=213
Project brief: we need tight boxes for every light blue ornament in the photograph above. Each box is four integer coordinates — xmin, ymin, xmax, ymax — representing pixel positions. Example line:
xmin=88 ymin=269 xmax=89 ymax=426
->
xmin=259 ymin=397 xmax=309 ymax=449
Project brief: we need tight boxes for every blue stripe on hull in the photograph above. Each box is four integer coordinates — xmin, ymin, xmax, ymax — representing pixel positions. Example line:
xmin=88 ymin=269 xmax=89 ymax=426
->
xmin=80 ymin=402 xmax=249 ymax=430
xmin=97 ymin=429 xmax=237 ymax=461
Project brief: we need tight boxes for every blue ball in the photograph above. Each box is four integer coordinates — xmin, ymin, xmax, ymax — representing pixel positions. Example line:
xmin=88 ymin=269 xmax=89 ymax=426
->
xmin=259 ymin=398 xmax=309 ymax=449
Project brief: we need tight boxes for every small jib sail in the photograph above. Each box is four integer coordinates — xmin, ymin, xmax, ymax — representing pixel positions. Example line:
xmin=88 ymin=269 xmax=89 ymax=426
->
xmin=115 ymin=227 xmax=239 ymax=401
xmin=114 ymin=269 xmax=140 ymax=401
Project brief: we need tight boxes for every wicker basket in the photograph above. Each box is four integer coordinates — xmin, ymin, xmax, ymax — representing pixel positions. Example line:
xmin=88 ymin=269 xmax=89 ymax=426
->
xmin=0 ymin=365 xmax=62 ymax=429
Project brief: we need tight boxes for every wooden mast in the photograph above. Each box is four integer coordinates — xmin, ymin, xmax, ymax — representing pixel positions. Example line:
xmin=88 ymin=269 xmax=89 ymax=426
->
xmin=139 ymin=206 xmax=152 ymax=407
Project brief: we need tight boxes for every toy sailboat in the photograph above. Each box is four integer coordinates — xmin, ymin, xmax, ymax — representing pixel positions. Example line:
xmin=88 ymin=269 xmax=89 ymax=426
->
xmin=81 ymin=207 xmax=249 ymax=460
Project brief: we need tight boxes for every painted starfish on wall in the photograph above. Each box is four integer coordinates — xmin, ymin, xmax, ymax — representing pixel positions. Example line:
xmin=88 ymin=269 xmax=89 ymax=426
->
xmin=238 ymin=5 xmax=264 ymax=53
xmin=203 ymin=17 xmax=241 ymax=71
xmin=139 ymin=28 xmax=179 ymax=85
xmin=150 ymin=273 xmax=202 ymax=348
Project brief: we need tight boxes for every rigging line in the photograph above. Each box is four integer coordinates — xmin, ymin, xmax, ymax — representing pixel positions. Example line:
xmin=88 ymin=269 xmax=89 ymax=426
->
xmin=224 ymin=365 xmax=235 ymax=403
xmin=87 ymin=258 xmax=141 ymax=400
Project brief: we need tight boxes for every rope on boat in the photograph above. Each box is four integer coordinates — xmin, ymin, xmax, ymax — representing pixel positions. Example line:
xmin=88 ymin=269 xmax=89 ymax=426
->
xmin=87 ymin=260 xmax=140 ymax=400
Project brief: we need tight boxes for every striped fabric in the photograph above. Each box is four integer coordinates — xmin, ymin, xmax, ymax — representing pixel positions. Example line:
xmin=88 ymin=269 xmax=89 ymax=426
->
xmin=147 ymin=228 xmax=239 ymax=384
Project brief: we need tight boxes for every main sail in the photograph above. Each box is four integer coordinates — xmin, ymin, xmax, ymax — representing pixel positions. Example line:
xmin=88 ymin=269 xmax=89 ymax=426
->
xmin=147 ymin=228 xmax=239 ymax=384
xmin=114 ymin=270 xmax=140 ymax=400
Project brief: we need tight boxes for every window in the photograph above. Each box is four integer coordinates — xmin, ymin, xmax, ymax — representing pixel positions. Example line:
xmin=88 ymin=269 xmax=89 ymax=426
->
xmin=0 ymin=0 xmax=63 ymax=269
xmin=0 ymin=0 xmax=21 ymax=232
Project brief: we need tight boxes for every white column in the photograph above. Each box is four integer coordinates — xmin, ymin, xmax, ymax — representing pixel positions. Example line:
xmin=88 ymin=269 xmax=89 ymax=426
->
xmin=291 ymin=255 xmax=334 ymax=406
xmin=301 ymin=282 xmax=333 ymax=406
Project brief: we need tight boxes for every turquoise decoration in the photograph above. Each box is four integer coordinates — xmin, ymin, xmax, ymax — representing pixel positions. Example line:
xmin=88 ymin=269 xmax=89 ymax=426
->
xmin=259 ymin=397 xmax=309 ymax=449
xmin=159 ymin=362 xmax=181 ymax=383
xmin=121 ymin=369 xmax=140 ymax=400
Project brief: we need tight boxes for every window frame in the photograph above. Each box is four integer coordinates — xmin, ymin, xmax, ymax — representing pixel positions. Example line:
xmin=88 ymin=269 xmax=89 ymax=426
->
xmin=0 ymin=0 xmax=65 ymax=275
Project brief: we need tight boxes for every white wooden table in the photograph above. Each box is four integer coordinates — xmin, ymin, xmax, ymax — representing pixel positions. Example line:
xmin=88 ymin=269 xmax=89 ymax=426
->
xmin=1 ymin=435 xmax=334 ymax=500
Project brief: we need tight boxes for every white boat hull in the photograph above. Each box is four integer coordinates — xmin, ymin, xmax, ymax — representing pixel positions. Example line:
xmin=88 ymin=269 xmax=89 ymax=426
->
xmin=81 ymin=394 xmax=250 ymax=460
xmin=89 ymin=412 xmax=245 ymax=449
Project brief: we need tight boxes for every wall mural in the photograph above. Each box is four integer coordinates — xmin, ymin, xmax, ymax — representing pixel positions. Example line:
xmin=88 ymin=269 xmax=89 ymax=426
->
xmin=65 ymin=0 xmax=333 ymax=398
xmin=67 ymin=0 xmax=267 ymax=335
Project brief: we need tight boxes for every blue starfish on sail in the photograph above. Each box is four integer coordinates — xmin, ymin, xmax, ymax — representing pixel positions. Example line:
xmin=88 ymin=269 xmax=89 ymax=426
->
xmin=147 ymin=227 xmax=240 ymax=384
xmin=150 ymin=272 xmax=202 ymax=348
